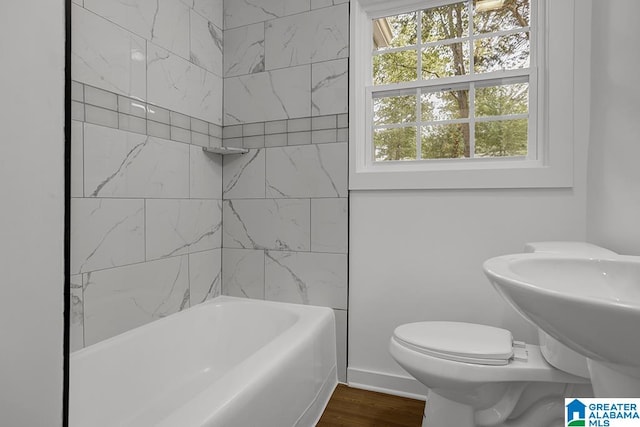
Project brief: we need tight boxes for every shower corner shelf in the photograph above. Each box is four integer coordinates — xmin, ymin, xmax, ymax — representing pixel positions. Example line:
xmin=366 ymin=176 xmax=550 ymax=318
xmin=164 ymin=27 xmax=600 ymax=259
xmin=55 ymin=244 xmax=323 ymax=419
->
xmin=202 ymin=146 xmax=249 ymax=155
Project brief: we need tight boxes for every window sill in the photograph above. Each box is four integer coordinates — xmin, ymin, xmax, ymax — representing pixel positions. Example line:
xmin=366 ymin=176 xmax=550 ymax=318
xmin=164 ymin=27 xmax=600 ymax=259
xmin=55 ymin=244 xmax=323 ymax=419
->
xmin=349 ymin=159 xmax=573 ymax=190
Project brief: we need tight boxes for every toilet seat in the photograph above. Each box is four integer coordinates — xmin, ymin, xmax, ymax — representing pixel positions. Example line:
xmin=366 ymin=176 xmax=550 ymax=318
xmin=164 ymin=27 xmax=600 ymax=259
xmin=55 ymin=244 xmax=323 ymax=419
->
xmin=393 ymin=321 xmax=519 ymax=366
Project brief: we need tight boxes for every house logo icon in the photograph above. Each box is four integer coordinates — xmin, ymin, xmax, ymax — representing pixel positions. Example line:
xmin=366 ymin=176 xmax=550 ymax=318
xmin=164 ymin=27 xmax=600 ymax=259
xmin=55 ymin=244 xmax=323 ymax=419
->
xmin=566 ymin=399 xmax=586 ymax=426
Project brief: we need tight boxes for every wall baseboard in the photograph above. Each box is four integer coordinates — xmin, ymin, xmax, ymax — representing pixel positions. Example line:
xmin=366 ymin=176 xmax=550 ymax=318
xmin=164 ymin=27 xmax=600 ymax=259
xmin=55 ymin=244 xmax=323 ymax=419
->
xmin=347 ymin=367 xmax=428 ymax=401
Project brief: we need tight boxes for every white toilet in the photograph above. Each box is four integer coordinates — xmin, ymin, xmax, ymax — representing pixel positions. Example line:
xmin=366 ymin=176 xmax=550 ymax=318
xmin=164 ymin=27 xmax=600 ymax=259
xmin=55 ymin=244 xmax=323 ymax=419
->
xmin=389 ymin=242 xmax=614 ymax=427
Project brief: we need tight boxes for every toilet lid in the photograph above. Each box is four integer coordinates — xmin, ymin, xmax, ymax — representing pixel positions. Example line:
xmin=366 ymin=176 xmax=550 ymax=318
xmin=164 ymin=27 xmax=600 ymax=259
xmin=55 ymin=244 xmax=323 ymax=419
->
xmin=393 ymin=321 xmax=514 ymax=366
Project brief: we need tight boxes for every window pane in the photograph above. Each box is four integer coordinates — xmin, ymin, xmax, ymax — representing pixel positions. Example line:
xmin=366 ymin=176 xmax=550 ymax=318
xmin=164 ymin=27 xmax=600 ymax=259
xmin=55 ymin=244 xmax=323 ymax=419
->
xmin=475 ymin=119 xmax=528 ymax=157
xmin=373 ymin=50 xmax=418 ymax=85
xmin=373 ymin=13 xmax=417 ymax=51
xmin=475 ymin=82 xmax=528 ymax=117
xmin=422 ymin=42 xmax=470 ymax=79
xmin=474 ymin=32 xmax=529 ymax=73
xmin=421 ymin=87 xmax=469 ymax=122
xmin=374 ymin=127 xmax=417 ymax=161
xmin=474 ymin=0 xmax=530 ymax=34
xmin=421 ymin=123 xmax=470 ymax=159
xmin=374 ymin=94 xmax=416 ymax=126
xmin=422 ymin=2 xmax=469 ymax=43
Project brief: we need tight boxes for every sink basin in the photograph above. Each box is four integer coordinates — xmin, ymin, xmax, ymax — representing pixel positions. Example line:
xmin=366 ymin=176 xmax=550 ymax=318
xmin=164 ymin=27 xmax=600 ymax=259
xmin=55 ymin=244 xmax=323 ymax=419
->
xmin=483 ymin=254 xmax=640 ymax=396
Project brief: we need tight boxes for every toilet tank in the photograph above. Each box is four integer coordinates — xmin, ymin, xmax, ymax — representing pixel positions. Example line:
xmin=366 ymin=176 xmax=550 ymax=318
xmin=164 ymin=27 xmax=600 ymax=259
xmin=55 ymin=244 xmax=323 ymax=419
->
xmin=524 ymin=241 xmax=616 ymax=257
xmin=524 ymin=241 xmax=615 ymax=380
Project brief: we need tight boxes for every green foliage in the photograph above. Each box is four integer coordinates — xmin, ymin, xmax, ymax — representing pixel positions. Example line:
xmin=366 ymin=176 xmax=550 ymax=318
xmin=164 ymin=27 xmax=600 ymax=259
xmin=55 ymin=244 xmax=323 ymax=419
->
xmin=372 ymin=0 xmax=531 ymax=162
xmin=374 ymin=127 xmax=417 ymax=161
xmin=422 ymin=123 xmax=468 ymax=159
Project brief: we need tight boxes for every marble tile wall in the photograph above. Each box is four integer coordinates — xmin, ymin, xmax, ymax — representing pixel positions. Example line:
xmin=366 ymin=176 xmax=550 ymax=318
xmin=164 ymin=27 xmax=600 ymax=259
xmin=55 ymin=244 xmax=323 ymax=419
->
xmin=72 ymin=1 xmax=223 ymax=124
xmin=71 ymin=0 xmax=349 ymax=383
xmin=70 ymin=0 xmax=224 ymax=351
xmin=221 ymin=0 xmax=349 ymax=381
xmin=223 ymin=1 xmax=349 ymax=124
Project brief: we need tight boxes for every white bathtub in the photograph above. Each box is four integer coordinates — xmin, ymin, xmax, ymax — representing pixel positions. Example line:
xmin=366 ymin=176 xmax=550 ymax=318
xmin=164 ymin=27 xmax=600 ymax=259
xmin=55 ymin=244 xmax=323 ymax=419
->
xmin=69 ymin=296 xmax=337 ymax=426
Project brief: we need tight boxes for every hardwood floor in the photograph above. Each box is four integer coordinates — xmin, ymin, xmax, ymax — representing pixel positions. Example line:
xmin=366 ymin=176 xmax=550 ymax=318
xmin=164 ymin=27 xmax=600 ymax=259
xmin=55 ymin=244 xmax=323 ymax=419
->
xmin=317 ymin=384 xmax=425 ymax=427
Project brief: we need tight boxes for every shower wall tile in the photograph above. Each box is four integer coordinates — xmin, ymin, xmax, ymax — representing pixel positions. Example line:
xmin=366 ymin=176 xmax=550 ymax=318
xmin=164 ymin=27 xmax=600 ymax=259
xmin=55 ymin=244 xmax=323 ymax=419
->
xmin=224 ymin=0 xmax=310 ymax=30
xmin=265 ymin=251 xmax=347 ymax=309
xmin=84 ymin=86 xmax=118 ymax=111
xmin=192 ymin=118 xmax=209 ymax=134
xmin=171 ymin=126 xmax=191 ymax=144
xmin=223 ymin=199 xmax=311 ymax=251
xmin=121 ymin=95 xmax=149 ymax=116
xmin=85 ymin=104 xmax=119 ymax=128
xmin=118 ymin=113 xmax=147 ymax=134
xmin=333 ymin=309 xmax=347 ymax=382
xmin=72 ymin=4 xmax=146 ymax=100
xmin=71 ymin=120 xmax=84 ymax=198
xmin=147 ymin=43 xmax=223 ymax=124
xmin=265 ymin=133 xmax=287 ymax=147
xmin=311 ymin=115 xmax=337 ymax=130
xmin=287 ymin=131 xmax=311 ymax=146
xmin=190 ymin=145 xmax=223 ymax=199
xmin=311 ymin=0 xmax=350 ymax=8
xmin=311 ymin=59 xmax=349 ymax=116
xmin=72 ymin=0 xmax=224 ymax=351
xmin=308 ymin=5 xmax=349 ymax=63
xmin=70 ymin=275 xmax=84 ymax=352
xmin=223 ymin=65 xmax=311 ymax=124
xmin=145 ymin=199 xmax=222 ymax=260
xmin=71 ymin=198 xmax=145 ymax=274
xmin=69 ymin=85 xmax=82 ymax=103
xmin=223 ymin=23 xmax=265 ymax=77
xmin=264 ymin=14 xmax=309 ymax=70
xmin=72 ymin=101 xmax=85 ymax=121
xmin=190 ymin=10 xmax=223 ymax=76
xmin=147 ymin=120 xmax=171 ymax=139
xmin=224 ymin=137 xmax=243 ymax=148
xmin=265 ymin=120 xmax=287 ymax=134
xmin=220 ymin=0 xmax=349 ymax=387
xmin=311 ymin=129 xmax=338 ymax=144
xmin=265 ymin=143 xmax=347 ymax=198
xmin=84 ymin=0 xmax=190 ymax=59
xmin=184 ymin=0 xmax=223 ymax=30
xmin=191 ymin=131 xmax=209 ymax=147
xmin=244 ymin=122 xmax=264 ymax=135
xmin=264 ymin=5 xmax=349 ymax=70
xmin=311 ymin=198 xmax=348 ymax=253
xmin=83 ymin=255 xmax=190 ymax=346
xmin=222 ymin=149 xmax=266 ymax=199
xmin=83 ymin=124 xmax=189 ymax=199
xmin=222 ymin=249 xmax=265 ymax=299
xmin=189 ymin=249 xmax=222 ymax=305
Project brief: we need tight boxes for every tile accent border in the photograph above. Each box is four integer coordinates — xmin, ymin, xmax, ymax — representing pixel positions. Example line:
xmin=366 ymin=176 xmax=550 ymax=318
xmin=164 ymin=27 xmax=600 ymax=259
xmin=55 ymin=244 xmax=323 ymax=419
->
xmin=222 ymin=113 xmax=348 ymax=149
xmin=71 ymin=80 xmax=223 ymax=148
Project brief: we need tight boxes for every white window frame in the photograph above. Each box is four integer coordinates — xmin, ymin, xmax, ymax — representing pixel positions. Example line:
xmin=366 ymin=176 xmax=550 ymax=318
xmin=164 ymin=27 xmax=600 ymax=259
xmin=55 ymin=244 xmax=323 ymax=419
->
xmin=349 ymin=0 xmax=577 ymax=190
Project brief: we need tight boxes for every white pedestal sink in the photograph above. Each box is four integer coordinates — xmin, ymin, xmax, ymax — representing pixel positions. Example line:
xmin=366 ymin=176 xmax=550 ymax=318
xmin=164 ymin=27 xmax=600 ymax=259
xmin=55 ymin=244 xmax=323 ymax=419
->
xmin=483 ymin=254 xmax=640 ymax=397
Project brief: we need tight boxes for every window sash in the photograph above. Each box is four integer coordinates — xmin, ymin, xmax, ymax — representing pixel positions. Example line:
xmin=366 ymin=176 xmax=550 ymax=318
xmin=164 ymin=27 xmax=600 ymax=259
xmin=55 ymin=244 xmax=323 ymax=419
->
xmin=373 ymin=25 xmax=531 ymax=55
xmin=367 ymin=72 xmax=536 ymax=162
xmin=368 ymin=0 xmax=536 ymax=162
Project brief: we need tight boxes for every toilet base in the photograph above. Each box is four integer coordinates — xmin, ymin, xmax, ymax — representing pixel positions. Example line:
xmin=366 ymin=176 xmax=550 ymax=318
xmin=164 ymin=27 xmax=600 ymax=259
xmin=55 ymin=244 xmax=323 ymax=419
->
xmin=422 ymin=390 xmax=474 ymax=427
xmin=421 ymin=383 xmax=592 ymax=427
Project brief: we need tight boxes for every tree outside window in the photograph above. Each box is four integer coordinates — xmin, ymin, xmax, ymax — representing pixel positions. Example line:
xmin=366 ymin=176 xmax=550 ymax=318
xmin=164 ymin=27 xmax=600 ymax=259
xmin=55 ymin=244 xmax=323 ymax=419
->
xmin=371 ymin=0 xmax=531 ymax=162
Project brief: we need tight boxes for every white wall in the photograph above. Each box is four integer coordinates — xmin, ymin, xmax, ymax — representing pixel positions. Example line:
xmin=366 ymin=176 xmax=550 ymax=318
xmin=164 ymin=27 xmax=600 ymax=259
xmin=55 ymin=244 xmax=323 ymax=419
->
xmin=348 ymin=3 xmax=593 ymax=396
xmin=586 ymin=0 xmax=640 ymax=256
xmin=0 ymin=1 xmax=65 ymax=425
